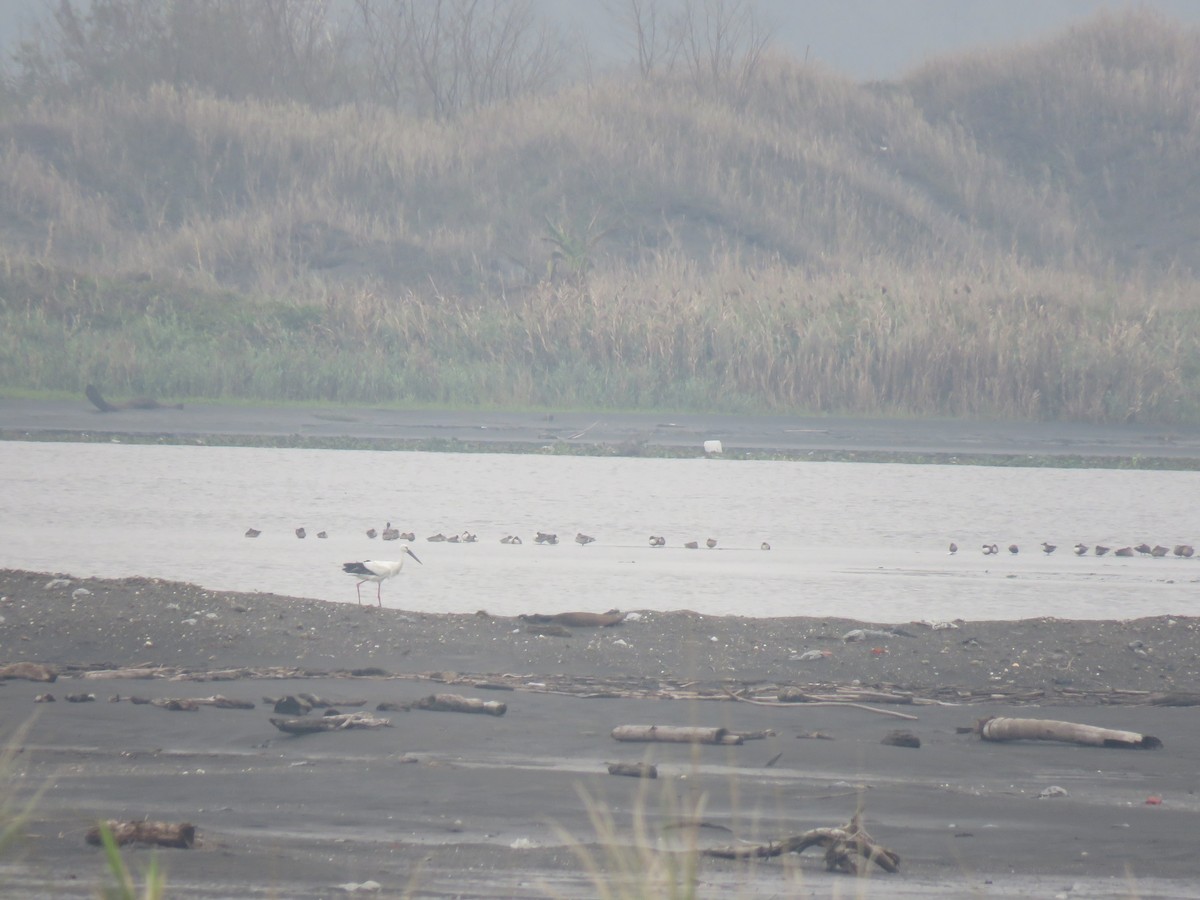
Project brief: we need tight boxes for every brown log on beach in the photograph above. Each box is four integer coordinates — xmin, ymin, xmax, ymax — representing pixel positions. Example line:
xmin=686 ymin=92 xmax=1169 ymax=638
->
xmin=975 ymin=716 xmax=1163 ymax=749
xmin=269 ymin=712 xmax=392 ymax=733
xmin=413 ymin=693 xmax=507 ymax=716
xmin=607 ymin=762 xmax=658 ymax=778
xmin=518 ymin=610 xmax=627 ymax=627
xmin=85 ymin=820 xmax=196 ymax=849
xmin=0 ymin=662 xmax=57 ymax=682
xmin=611 ymin=725 xmax=742 ymax=745
xmin=704 ymin=812 xmax=899 ymax=875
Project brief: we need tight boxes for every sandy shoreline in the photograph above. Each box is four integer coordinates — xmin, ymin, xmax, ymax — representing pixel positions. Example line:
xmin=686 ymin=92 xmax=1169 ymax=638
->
xmin=3 ymin=568 xmax=1199 ymax=898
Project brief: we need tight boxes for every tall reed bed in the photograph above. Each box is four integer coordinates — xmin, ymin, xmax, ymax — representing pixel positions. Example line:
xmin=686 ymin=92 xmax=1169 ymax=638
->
xmin=2 ymin=252 xmax=1195 ymax=422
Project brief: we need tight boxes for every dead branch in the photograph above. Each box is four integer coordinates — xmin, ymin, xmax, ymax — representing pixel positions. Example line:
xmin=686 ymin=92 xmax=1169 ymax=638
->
xmin=778 ymin=686 xmax=914 ymax=705
xmin=974 ymin=716 xmax=1162 ymax=749
xmin=704 ymin=812 xmax=898 ymax=875
xmin=725 ymin=689 xmax=918 ymax=721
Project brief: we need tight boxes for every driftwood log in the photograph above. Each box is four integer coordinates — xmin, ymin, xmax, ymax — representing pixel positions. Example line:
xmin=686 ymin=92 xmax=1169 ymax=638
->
xmin=704 ymin=813 xmax=898 ymax=875
xmin=880 ymin=730 xmax=921 ymax=748
xmin=0 ymin=662 xmax=57 ymax=682
xmin=413 ymin=693 xmax=507 ymax=716
xmin=269 ymin=712 xmax=392 ymax=734
xmin=611 ymin=725 xmax=743 ymax=745
xmin=607 ymin=762 xmax=658 ymax=778
xmin=975 ymin=716 xmax=1162 ymax=749
xmin=518 ymin=610 xmax=627 ymax=627
xmin=86 ymin=820 xmax=195 ymax=849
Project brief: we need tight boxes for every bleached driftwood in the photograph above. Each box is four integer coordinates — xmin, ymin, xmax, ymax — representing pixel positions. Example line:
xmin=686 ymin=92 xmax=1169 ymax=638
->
xmin=85 ymin=820 xmax=195 ymax=849
xmin=704 ymin=812 xmax=898 ymax=875
xmin=611 ymin=725 xmax=742 ymax=745
xmin=84 ymin=667 xmax=170 ymax=680
xmin=269 ymin=712 xmax=392 ymax=733
xmin=974 ymin=716 xmax=1162 ymax=749
xmin=0 ymin=662 xmax=57 ymax=682
xmin=413 ymin=693 xmax=507 ymax=716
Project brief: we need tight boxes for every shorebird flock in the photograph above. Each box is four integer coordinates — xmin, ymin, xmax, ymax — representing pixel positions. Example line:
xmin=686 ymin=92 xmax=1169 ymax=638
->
xmin=245 ymin=525 xmax=771 ymax=549
xmin=952 ymin=541 xmax=1195 ymax=558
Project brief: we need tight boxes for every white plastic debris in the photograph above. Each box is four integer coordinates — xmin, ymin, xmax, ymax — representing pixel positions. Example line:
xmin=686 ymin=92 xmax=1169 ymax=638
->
xmin=703 ymin=439 xmax=723 ymax=455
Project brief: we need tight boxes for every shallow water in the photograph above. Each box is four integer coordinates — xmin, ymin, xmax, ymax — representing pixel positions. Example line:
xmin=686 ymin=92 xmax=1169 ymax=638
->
xmin=2 ymin=441 xmax=1198 ymax=620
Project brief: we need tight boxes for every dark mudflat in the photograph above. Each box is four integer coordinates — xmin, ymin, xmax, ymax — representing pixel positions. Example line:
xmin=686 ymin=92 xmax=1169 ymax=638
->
xmin=1 ymin=569 xmax=1197 ymax=898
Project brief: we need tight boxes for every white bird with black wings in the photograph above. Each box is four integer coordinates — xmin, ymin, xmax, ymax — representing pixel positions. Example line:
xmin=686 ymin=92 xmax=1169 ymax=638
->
xmin=342 ymin=548 xmax=422 ymax=606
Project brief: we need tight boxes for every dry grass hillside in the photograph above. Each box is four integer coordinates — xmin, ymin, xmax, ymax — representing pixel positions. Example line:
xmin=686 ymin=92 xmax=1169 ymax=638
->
xmin=0 ymin=7 xmax=1197 ymax=422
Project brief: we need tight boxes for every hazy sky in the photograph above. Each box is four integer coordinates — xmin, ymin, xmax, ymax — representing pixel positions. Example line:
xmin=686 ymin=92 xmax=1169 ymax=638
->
xmin=1 ymin=0 xmax=1198 ymax=82
xmin=548 ymin=0 xmax=1200 ymax=80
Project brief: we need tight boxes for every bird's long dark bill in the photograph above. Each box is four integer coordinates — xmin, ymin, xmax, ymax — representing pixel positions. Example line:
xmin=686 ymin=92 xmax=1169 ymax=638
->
xmin=406 ymin=547 xmax=423 ymax=564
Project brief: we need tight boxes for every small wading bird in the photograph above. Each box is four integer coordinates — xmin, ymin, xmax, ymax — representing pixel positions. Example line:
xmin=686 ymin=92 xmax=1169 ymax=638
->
xmin=1094 ymin=545 xmax=1110 ymax=556
xmin=244 ymin=528 xmax=261 ymax=538
xmin=575 ymin=532 xmax=595 ymax=547
xmin=1008 ymin=544 xmax=1019 ymax=555
xmin=381 ymin=522 xmax=400 ymax=541
xmin=1074 ymin=543 xmax=1088 ymax=556
xmin=948 ymin=542 xmax=957 ymax=555
xmin=761 ymin=542 xmax=771 ymax=551
xmin=706 ymin=538 xmax=717 ymax=549
xmin=1041 ymin=542 xmax=1056 ymax=555
xmin=649 ymin=535 xmax=666 ymax=547
xmin=342 ymin=548 xmax=422 ymax=606
xmin=295 ymin=527 xmax=306 ymax=539
xmin=981 ymin=543 xmax=999 ymax=555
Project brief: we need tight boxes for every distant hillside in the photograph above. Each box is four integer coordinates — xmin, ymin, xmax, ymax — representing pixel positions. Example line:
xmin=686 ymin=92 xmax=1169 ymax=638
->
xmin=0 ymin=7 xmax=1197 ymax=423
xmin=1 ymin=8 xmax=1195 ymax=293
xmin=904 ymin=8 xmax=1200 ymax=275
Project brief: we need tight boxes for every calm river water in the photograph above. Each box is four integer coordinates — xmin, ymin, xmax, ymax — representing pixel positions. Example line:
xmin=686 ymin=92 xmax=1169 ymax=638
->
xmin=2 ymin=441 xmax=1198 ymax=620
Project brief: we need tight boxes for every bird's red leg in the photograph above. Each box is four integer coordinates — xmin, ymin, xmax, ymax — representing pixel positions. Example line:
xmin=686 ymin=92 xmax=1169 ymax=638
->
xmin=356 ymin=581 xmax=364 ymax=605
xmin=377 ymin=583 xmax=382 ymax=606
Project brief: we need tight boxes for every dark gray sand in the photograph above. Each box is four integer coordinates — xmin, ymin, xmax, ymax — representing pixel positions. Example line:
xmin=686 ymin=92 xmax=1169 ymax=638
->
xmin=2 ymin=568 xmax=1199 ymax=898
